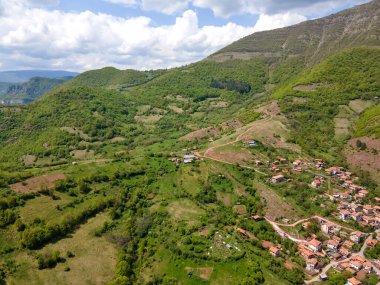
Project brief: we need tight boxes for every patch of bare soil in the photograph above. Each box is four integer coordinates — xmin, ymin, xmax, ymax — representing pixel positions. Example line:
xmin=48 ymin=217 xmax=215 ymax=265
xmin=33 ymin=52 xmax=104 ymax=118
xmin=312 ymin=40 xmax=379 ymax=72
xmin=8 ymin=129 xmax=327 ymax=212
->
xmin=60 ymin=127 xmax=90 ymax=139
xmin=216 ymin=192 xmax=232 ymax=206
xmin=110 ymin=136 xmax=125 ymax=143
xmin=21 ymin=154 xmax=37 ymax=166
xmin=293 ymin=83 xmax=331 ymax=92
xmin=238 ymin=117 xmax=301 ymax=152
xmin=71 ymin=150 xmax=95 ymax=159
xmin=168 ymin=104 xmax=184 ymax=113
xmin=205 ymin=147 xmax=253 ymax=165
xmin=345 ymin=136 xmax=380 ymax=183
xmin=349 ymin=99 xmax=375 ymax=114
xmin=185 ymin=267 xmax=213 ymax=280
xmin=254 ymin=181 xmax=301 ymax=221
xmin=11 ymin=173 xmax=65 ymax=193
xmin=256 ymin=101 xmax=281 ymax=117
xmin=285 ymin=260 xmax=297 ymax=270
xmin=180 ymin=127 xmax=220 ymax=141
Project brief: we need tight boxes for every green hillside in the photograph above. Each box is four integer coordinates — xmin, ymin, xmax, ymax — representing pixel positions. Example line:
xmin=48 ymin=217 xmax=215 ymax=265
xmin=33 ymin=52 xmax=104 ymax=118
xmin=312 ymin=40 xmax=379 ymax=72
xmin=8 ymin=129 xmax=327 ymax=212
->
xmin=0 ymin=2 xmax=380 ymax=285
xmin=63 ymin=67 xmax=164 ymax=90
xmin=356 ymin=104 xmax=380 ymax=137
xmin=272 ymin=48 xmax=380 ymax=160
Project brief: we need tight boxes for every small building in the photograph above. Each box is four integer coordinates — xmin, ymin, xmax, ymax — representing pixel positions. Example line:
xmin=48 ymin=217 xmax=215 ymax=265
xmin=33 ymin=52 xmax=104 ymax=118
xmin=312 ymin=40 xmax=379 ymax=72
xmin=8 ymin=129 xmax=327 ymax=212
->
xmin=183 ymin=154 xmax=195 ymax=164
xmin=247 ymin=140 xmax=257 ymax=147
xmin=311 ymin=179 xmax=322 ymax=188
xmin=346 ymin=277 xmax=362 ymax=285
xmin=269 ymin=246 xmax=281 ymax=257
xmin=363 ymin=261 xmax=373 ymax=273
xmin=339 ymin=247 xmax=351 ymax=258
xmin=350 ymin=231 xmax=365 ymax=243
xmin=319 ymin=273 xmax=327 ymax=281
xmin=271 ymin=174 xmax=285 ymax=183
xmin=307 ymin=239 xmax=322 ymax=252
xmin=351 ymin=212 xmax=363 ymax=222
xmin=343 ymin=240 xmax=354 ymax=249
xmin=249 ymin=215 xmax=262 ymax=221
xmin=322 ymin=223 xmax=335 ymax=234
xmin=326 ymin=239 xmax=339 ymax=250
xmin=363 ymin=205 xmax=373 ymax=215
xmin=325 ymin=166 xmax=344 ymax=176
xmin=340 ymin=210 xmax=351 ymax=221
xmin=350 ymin=204 xmax=363 ymax=212
xmin=349 ymin=260 xmax=363 ymax=271
xmin=340 ymin=192 xmax=351 ymax=200
xmin=332 ymin=235 xmax=341 ymax=243
xmin=366 ymin=238 xmax=377 ymax=248
xmin=306 ymin=258 xmax=318 ymax=271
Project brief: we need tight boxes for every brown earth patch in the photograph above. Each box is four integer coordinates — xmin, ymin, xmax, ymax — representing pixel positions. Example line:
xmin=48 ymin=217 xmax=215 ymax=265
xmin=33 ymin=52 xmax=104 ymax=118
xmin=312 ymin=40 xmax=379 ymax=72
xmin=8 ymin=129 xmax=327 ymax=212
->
xmin=11 ymin=173 xmax=65 ymax=193
xmin=110 ymin=136 xmax=125 ymax=143
xmin=349 ymin=99 xmax=375 ymax=114
xmin=256 ymin=101 xmax=281 ymax=117
xmin=345 ymin=136 xmax=380 ymax=183
xmin=234 ymin=205 xmax=247 ymax=215
xmin=60 ymin=127 xmax=90 ymax=139
xmin=185 ymin=267 xmax=213 ymax=280
xmin=205 ymin=147 xmax=253 ymax=165
xmin=180 ymin=127 xmax=220 ymax=141
xmin=285 ymin=260 xmax=297 ymax=270
xmin=168 ymin=104 xmax=184 ymax=114
xmin=237 ymin=117 xmax=301 ymax=152
xmin=71 ymin=150 xmax=95 ymax=159
xmin=216 ymin=192 xmax=232 ymax=206
xmin=21 ymin=154 xmax=37 ymax=166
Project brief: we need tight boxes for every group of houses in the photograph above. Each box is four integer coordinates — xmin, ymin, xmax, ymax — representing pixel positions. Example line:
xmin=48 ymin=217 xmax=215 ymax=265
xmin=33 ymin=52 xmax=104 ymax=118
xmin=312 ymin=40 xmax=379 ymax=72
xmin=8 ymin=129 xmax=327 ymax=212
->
xmin=338 ymin=202 xmax=380 ymax=228
xmin=334 ymin=255 xmax=376 ymax=284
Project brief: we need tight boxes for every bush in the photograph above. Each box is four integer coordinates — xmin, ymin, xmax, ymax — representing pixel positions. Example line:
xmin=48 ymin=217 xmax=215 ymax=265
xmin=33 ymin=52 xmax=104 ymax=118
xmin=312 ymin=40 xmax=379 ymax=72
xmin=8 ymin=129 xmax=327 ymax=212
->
xmin=36 ymin=251 xmax=65 ymax=269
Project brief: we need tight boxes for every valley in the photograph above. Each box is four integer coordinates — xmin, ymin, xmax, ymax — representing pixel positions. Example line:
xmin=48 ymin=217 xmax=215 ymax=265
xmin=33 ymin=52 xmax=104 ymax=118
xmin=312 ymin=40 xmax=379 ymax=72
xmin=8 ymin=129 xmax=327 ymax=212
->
xmin=0 ymin=1 xmax=380 ymax=285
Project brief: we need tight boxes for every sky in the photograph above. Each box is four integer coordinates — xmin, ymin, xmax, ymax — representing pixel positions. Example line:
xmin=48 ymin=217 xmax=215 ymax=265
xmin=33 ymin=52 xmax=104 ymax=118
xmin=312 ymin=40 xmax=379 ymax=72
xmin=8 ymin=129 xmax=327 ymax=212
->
xmin=0 ymin=0 xmax=371 ymax=72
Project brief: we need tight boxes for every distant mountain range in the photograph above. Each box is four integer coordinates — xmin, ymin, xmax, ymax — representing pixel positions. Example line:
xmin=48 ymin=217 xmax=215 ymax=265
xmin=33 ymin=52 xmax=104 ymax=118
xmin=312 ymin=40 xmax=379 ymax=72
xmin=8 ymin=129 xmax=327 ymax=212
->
xmin=0 ymin=70 xmax=78 ymax=83
xmin=0 ymin=76 xmax=74 ymax=105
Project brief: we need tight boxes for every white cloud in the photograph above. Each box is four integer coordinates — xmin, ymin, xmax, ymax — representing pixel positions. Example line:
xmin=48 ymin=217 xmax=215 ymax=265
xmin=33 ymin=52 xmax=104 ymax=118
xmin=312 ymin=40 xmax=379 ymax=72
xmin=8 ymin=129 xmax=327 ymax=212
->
xmin=0 ymin=2 xmax=255 ymax=71
xmin=104 ymin=0 xmax=137 ymax=6
xmin=105 ymin=0 xmax=370 ymax=18
xmin=253 ymin=12 xmax=307 ymax=33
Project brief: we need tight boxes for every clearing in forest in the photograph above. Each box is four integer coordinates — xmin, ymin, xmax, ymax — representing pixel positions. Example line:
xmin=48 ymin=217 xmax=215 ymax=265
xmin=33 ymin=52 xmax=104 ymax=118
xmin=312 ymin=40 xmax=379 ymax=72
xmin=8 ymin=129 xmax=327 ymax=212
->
xmin=185 ymin=267 xmax=213 ymax=280
xmin=10 ymin=173 xmax=65 ymax=193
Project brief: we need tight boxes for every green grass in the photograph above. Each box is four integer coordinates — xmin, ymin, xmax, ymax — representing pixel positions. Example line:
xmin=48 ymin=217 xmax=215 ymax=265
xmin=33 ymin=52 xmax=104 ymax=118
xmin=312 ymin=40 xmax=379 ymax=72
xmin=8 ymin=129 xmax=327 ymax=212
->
xmin=355 ymin=104 xmax=380 ymax=138
xmin=7 ymin=213 xmax=116 ymax=285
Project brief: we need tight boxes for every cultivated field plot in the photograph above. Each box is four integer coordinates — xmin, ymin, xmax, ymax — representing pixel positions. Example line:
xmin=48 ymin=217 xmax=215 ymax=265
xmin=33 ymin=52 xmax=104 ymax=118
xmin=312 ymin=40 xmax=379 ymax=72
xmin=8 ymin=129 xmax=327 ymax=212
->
xmin=167 ymin=199 xmax=205 ymax=226
xmin=10 ymin=173 xmax=65 ymax=193
xmin=185 ymin=267 xmax=213 ymax=280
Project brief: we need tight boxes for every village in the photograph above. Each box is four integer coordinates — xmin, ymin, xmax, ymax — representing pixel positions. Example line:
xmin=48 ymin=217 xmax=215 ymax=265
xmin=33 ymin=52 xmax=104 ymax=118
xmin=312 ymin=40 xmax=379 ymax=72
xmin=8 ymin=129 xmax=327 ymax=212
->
xmin=167 ymin=139 xmax=380 ymax=284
